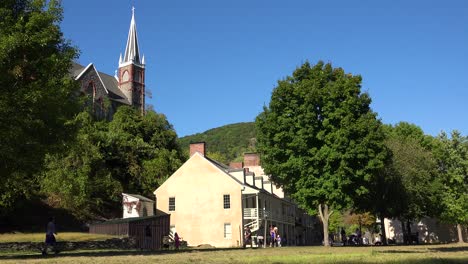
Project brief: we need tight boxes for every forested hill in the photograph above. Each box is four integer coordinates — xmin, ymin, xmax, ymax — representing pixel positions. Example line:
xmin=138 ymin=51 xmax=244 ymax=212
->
xmin=178 ymin=122 xmax=257 ymax=164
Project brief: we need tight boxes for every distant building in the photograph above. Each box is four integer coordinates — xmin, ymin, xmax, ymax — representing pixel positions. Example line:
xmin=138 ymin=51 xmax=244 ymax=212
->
xmin=382 ymin=217 xmax=467 ymax=244
xmin=70 ymin=7 xmax=146 ymax=118
xmin=154 ymin=142 xmax=320 ymax=247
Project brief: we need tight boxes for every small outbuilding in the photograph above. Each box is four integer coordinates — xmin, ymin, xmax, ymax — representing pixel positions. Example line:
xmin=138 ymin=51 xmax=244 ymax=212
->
xmin=89 ymin=213 xmax=170 ymax=250
xmin=122 ymin=193 xmax=154 ymax=218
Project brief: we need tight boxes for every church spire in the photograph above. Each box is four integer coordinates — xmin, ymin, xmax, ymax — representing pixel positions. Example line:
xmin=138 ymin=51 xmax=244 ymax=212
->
xmin=122 ymin=6 xmax=141 ymax=65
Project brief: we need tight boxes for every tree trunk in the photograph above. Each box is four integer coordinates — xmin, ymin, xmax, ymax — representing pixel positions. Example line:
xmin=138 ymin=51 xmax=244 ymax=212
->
xmin=318 ymin=203 xmax=333 ymax=247
xmin=401 ymin=219 xmax=407 ymax=244
xmin=457 ymin=224 xmax=465 ymax=243
xmin=406 ymin=220 xmax=412 ymax=235
xmin=379 ymin=215 xmax=388 ymax=246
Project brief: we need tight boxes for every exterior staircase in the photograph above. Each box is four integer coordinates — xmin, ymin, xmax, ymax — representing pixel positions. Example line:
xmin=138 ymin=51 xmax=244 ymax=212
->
xmin=244 ymin=219 xmax=260 ymax=233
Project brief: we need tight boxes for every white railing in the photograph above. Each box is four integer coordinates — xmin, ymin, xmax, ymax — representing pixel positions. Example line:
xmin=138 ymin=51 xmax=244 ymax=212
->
xmin=243 ymin=208 xmax=258 ymax=219
xmin=243 ymin=208 xmax=294 ymax=224
xmin=244 ymin=219 xmax=260 ymax=232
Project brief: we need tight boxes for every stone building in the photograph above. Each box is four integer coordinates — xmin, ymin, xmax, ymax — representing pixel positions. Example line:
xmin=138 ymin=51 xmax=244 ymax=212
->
xmin=70 ymin=7 xmax=145 ymax=118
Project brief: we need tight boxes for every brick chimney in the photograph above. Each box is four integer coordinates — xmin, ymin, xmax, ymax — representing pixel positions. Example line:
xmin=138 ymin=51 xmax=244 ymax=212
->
xmin=229 ymin=162 xmax=244 ymax=169
xmin=244 ymin=153 xmax=260 ymax=166
xmin=190 ymin=142 xmax=206 ymax=157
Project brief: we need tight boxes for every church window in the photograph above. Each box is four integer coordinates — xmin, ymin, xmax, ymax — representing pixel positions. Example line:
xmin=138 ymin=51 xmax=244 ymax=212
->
xmin=122 ymin=70 xmax=130 ymax=82
xmin=86 ymin=82 xmax=96 ymax=101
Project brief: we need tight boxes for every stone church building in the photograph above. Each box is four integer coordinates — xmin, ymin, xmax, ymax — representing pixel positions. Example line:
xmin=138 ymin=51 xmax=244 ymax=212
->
xmin=70 ymin=8 xmax=145 ymax=118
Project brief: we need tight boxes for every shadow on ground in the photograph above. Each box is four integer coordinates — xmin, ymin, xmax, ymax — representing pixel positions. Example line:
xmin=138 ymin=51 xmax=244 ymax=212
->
xmin=0 ymin=247 xmax=467 ymax=264
xmin=428 ymin=246 xmax=468 ymax=253
xmin=0 ymin=247 xmax=246 ymax=260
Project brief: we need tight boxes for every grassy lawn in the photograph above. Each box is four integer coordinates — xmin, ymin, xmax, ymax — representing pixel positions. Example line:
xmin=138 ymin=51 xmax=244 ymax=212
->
xmin=0 ymin=243 xmax=466 ymax=264
xmin=0 ymin=232 xmax=119 ymax=243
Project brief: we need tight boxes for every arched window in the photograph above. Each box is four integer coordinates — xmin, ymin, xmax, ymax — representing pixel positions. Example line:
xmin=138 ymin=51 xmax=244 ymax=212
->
xmin=86 ymin=81 xmax=96 ymax=100
xmin=122 ymin=70 xmax=130 ymax=82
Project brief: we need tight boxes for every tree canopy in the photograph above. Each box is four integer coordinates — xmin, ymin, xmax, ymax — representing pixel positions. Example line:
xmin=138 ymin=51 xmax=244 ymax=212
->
xmin=41 ymin=106 xmax=184 ymax=219
xmin=256 ymin=61 xmax=387 ymax=246
xmin=0 ymin=0 xmax=79 ymax=211
xmin=363 ymin=122 xmax=441 ymax=243
xmin=433 ymin=131 xmax=468 ymax=243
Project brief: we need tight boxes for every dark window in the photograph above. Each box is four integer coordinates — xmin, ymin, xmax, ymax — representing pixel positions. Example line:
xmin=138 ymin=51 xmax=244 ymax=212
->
xmin=169 ymin=197 xmax=175 ymax=211
xmin=223 ymin=194 xmax=230 ymax=209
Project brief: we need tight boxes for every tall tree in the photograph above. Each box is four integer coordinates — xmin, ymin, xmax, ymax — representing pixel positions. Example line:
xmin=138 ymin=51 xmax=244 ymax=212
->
xmin=434 ymin=131 xmax=468 ymax=243
xmin=0 ymin=0 xmax=79 ymax=211
xmin=41 ymin=107 xmax=184 ymax=219
xmin=383 ymin=123 xmax=440 ymax=243
xmin=256 ymin=61 xmax=387 ymax=246
xmin=41 ymin=112 xmax=119 ymax=219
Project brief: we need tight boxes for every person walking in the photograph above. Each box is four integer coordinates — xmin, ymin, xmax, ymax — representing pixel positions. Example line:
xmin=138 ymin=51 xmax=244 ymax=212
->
xmin=42 ymin=217 xmax=57 ymax=255
xmin=270 ymin=226 xmax=276 ymax=247
xmin=341 ymin=228 xmax=347 ymax=246
xmin=244 ymin=226 xmax=252 ymax=248
xmin=174 ymin=232 xmax=180 ymax=250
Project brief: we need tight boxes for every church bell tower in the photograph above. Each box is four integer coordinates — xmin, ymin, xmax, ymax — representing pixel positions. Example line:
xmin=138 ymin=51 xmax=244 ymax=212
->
xmin=118 ymin=7 xmax=145 ymax=114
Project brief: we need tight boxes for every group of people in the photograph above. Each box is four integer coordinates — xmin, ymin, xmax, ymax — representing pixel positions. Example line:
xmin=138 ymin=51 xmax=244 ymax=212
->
xmin=244 ymin=225 xmax=284 ymax=248
xmin=269 ymin=225 xmax=282 ymax=247
xmin=339 ymin=228 xmax=364 ymax=246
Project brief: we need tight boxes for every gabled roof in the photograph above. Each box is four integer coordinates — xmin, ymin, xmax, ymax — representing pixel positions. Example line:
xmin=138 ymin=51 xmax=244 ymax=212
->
xmin=122 ymin=193 xmax=154 ymax=202
xmin=98 ymin=70 xmax=130 ymax=105
xmin=70 ymin=62 xmax=131 ymax=105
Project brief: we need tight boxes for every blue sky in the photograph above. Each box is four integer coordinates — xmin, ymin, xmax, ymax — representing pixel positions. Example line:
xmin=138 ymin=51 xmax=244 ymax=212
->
xmin=61 ymin=0 xmax=468 ymax=137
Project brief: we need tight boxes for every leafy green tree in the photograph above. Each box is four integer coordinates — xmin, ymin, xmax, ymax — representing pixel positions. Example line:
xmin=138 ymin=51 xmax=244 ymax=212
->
xmin=41 ymin=112 xmax=119 ymax=219
xmin=434 ymin=131 xmax=468 ymax=243
xmin=0 ymin=0 xmax=79 ymax=212
xmin=390 ymin=124 xmax=440 ymax=237
xmin=361 ymin=123 xmax=440 ymax=244
xmin=41 ymin=107 xmax=184 ymax=219
xmin=256 ymin=61 xmax=387 ymax=246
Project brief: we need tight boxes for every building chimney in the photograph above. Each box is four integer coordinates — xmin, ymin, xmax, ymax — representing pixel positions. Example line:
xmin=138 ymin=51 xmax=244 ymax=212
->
xmin=190 ymin=142 xmax=206 ymax=157
xmin=229 ymin=162 xmax=243 ymax=169
xmin=244 ymin=153 xmax=260 ymax=166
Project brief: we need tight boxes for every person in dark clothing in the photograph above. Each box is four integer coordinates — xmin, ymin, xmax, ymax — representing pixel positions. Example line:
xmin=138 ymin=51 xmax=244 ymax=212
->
xmin=42 ymin=217 xmax=57 ymax=255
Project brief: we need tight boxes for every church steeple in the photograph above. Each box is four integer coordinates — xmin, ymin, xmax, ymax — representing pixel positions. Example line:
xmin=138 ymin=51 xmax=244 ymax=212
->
xmin=121 ymin=7 xmax=142 ymax=65
xmin=118 ymin=6 xmax=146 ymax=115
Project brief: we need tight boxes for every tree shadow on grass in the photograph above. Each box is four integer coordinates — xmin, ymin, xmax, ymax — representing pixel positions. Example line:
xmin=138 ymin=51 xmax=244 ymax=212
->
xmin=342 ymin=260 xmax=468 ymax=264
xmin=376 ymin=250 xmax=421 ymax=254
xmin=0 ymin=247 xmax=249 ymax=261
xmin=428 ymin=246 xmax=468 ymax=253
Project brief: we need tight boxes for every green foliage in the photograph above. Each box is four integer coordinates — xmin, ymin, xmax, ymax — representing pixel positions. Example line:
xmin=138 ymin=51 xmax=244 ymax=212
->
xmin=41 ymin=107 xmax=184 ymax=219
xmin=328 ymin=210 xmax=344 ymax=234
xmin=371 ymin=122 xmax=441 ymax=221
xmin=433 ymin=131 xmax=468 ymax=225
xmin=256 ymin=61 xmax=387 ymax=246
xmin=389 ymin=123 xmax=440 ymax=220
xmin=256 ymin=61 xmax=387 ymax=214
xmin=0 ymin=0 xmax=79 ymax=211
xmin=178 ymin=122 xmax=256 ymax=163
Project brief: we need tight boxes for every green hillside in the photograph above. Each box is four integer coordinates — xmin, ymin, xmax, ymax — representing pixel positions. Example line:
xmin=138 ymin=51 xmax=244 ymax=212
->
xmin=178 ymin=122 xmax=257 ymax=164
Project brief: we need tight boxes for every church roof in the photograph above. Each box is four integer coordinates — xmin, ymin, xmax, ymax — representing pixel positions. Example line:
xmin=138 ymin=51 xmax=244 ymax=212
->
xmin=121 ymin=7 xmax=141 ymax=65
xmin=70 ymin=62 xmax=131 ymax=105
xmin=98 ymin=70 xmax=129 ymax=105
